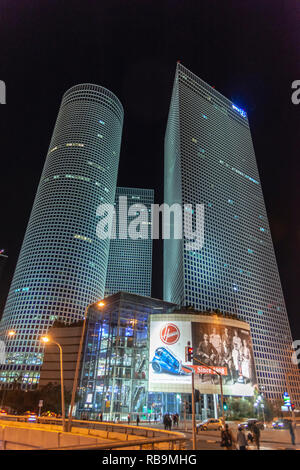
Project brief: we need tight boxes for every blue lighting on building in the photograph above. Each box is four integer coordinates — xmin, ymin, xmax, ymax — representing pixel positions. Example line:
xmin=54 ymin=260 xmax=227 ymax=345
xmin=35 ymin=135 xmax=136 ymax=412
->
xmin=232 ymin=104 xmax=247 ymax=118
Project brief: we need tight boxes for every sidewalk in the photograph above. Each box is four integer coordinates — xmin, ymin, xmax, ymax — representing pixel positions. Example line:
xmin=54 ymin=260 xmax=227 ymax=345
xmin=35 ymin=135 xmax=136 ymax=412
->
xmin=142 ymin=422 xmax=300 ymax=449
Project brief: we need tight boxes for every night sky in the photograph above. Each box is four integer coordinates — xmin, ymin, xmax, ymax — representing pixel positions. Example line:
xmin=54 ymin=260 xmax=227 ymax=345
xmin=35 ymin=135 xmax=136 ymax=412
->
xmin=0 ymin=1 xmax=299 ymax=339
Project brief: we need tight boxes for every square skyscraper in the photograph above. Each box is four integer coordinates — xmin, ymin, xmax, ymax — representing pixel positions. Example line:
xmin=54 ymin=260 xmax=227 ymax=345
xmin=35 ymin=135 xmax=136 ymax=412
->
xmin=164 ymin=63 xmax=300 ymax=404
xmin=104 ymin=187 xmax=154 ymax=298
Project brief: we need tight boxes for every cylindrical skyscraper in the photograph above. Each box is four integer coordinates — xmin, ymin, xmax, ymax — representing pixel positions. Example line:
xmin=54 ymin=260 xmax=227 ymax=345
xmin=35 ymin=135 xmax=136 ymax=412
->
xmin=0 ymin=84 xmax=123 ymax=388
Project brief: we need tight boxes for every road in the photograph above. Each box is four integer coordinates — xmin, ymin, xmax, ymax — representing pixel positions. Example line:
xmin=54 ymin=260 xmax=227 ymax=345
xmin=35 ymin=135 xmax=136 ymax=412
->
xmin=143 ymin=422 xmax=300 ymax=450
xmin=192 ymin=428 xmax=300 ymax=450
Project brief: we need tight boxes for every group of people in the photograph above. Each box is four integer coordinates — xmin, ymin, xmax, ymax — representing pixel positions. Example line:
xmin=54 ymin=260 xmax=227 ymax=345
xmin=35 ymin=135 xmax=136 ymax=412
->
xmin=195 ymin=327 xmax=254 ymax=385
xmin=163 ymin=413 xmax=179 ymax=430
xmin=221 ymin=423 xmax=261 ymax=450
xmin=127 ymin=414 xmax=140 ymax=426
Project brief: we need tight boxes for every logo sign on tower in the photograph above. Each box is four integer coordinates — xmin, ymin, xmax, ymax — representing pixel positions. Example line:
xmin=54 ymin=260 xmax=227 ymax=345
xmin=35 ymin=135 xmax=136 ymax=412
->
xmin=160 ymin=323 xmax=180 ymax=345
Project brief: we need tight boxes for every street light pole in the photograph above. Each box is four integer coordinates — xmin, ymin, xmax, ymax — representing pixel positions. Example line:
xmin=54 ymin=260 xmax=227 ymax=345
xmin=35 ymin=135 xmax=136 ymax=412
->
xmin=193 ymin=357 xmax=225 ymax=425
xmin=67 ymin=304 xmax=88 ymax=432
xmin=55 ymin=341 xmax=66 ymax=433
xmin=191 ymin=371 xmax=197 ymax=450
xmin=41 ymin=336 xmax=66 ymax=432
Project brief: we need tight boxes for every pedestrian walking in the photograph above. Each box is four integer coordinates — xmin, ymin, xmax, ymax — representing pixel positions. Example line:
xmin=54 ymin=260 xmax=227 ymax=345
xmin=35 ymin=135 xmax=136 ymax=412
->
xmin=127 ymin=413 xmax=131 ymax=425
xmin=163 ymin=413 xmax=169 ymax=430
xmin=252 ymin=423 xmax=260 ymax=450
xmin=288 ymin=421 xmax=296 ymax=446
xmin=221 ymin=424 xmax=234 ymax=450
xmin=136 ymin=415 xmax=140 ymax=426
xmin=236 ymin=426 xmax=248 ymax=450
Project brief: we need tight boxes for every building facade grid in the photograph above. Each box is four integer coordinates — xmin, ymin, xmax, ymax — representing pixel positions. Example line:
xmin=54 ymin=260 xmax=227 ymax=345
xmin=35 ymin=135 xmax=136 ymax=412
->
xmin=104 ymin=187 xmax=154 ymax=298
xmin=0 ymin=84 xmax=124 ymax=388
xmin=164 ymin=63 xmax=300 ymax=404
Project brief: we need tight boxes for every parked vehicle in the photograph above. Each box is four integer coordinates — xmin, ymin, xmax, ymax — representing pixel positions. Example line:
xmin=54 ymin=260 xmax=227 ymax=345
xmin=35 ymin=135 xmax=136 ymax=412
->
xmin=23 ymin=411 xmax=37 ymax=422
xmin=41 ymin=411 xmax=57 ymax=418
xmin=239 ymin=418 xmax=265 ymax=430
xmin=197 ymin=418 xmax=223 ymax=432
xmin=272 ymin=419 xmax=291 ymax=429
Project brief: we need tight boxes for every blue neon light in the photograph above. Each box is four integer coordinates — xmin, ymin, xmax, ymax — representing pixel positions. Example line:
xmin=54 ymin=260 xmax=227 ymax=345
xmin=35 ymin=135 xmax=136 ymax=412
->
xmin=232 ymin=104 xmax=247 ymax=118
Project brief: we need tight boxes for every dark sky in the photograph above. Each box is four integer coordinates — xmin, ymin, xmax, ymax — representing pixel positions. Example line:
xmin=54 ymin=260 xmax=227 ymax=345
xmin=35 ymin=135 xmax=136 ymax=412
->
xmin=0 ymin=0 xmax=299 ymax=338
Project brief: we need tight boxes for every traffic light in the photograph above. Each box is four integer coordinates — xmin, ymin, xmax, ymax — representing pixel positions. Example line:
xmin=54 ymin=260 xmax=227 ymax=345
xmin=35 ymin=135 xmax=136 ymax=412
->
xmin=223 ymin=402 xmax=228 ymax=411
xmin=291 ymin=403 xmax=295 ymax=411
xmin=187 ymin=347 xmax=193 ymax=361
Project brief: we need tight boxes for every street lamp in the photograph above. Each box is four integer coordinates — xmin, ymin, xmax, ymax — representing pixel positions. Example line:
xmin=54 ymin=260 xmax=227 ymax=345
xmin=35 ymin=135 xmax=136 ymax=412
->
xmin=193 ymin=357 xmax=225 ymax=425
xmin=41 ymin=335 xmax=66 ymax=432
xmin=67 ymin=299 xmax=105 ymax=432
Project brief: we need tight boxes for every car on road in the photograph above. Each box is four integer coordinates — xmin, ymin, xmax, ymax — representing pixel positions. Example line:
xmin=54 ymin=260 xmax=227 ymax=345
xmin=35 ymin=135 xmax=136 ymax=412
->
xmin=196 ymin=418 xmax=223 ymax=432
xmin=272 ymin=419 xmax=291 ymax=429
xmin=23 ymin=411 xmax=37 ymax=422
xmin=0 ymin=409 xmax=7 ymax=416
xmin=239 ymin=419 xmax=265 ymax=431
xmin=41 ymin=411 xmax=57 ymax=418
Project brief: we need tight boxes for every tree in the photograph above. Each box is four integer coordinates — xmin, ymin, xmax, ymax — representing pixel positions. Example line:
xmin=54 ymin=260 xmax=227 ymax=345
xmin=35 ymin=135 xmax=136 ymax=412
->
xmin=1 ymin=382 xmax=74 ymax=415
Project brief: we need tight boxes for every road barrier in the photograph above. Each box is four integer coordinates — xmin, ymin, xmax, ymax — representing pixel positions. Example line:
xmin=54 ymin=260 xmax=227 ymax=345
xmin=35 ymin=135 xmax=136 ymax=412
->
xmin=0 ymin=415 xmax=187 ymax=450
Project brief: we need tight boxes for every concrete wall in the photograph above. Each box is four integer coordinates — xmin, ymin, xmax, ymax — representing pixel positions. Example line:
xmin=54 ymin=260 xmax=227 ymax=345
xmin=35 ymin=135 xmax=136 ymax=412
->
xmin=0 ymin=420 xmax=185 ymax=450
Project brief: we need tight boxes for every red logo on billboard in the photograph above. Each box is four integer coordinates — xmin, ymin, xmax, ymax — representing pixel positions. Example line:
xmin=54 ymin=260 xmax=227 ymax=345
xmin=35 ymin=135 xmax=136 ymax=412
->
xmin=160 ymin=323 xmax=180 ymax=345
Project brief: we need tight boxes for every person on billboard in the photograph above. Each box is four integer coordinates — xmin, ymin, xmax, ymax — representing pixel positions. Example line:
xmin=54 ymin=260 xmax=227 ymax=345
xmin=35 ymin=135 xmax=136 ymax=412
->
xmin=232 ymin=342 xmax=242 ymax=383
xmin=221 ymin=336 xmax=234 ymax=384
xmin=209 ymin=327 xmax=222 ymax=356
xmin=232 ymin=330 xmax=242 ymax=350
xmin=196 ymin=333 xmax=218 ymax=365
xmin=241 ymin=338 xmax=251 ymax=383
xmin=222 ymin=327 xmax=231 ymax=348
xmin=196 ymin=333 xmax=218 ymax=383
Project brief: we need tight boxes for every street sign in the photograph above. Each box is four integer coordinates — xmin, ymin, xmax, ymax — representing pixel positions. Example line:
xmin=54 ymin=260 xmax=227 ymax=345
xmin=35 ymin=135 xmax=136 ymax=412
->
xmin=281 ymin=406 xmax=289 ymax=412
xmin=38 ymin=400 xmax=43 ymax=417
xmin=283 ymin=392 xmax=291 ymax=407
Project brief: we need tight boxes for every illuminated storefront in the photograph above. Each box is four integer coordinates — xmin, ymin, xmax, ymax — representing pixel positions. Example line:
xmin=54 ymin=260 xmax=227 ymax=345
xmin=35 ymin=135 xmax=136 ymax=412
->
xmin=77 ymin=292 xmax=175 ymax=421
xmin=77 ymin=292 xmax=257 ymax=421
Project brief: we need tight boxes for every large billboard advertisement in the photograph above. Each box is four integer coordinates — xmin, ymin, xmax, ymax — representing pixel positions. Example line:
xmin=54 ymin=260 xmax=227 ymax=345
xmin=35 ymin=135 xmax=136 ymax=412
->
xmin=149 ymin=314 xmax=257 ymax=396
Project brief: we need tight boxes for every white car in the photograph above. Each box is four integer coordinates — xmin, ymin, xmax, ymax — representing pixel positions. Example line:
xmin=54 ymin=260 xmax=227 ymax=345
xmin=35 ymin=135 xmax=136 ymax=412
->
xmin=197 ymin=418 xmax=223 ymax=432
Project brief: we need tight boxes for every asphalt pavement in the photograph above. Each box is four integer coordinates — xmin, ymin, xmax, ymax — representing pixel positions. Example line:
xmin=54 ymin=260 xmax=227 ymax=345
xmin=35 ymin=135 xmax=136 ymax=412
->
xmin=142 ymin=421 xmax=300 ymax=451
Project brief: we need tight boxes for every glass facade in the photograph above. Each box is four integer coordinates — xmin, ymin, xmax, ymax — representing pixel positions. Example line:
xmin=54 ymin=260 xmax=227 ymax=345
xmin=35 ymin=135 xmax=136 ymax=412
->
xmin=0 ymin=84 xmax=124 ymax=388
xmin=104 ymin=187 xmax=154 ymax=298
xmin=164 ymin=63 xmax=300 ymax=405
xmin=77 ymin=292 xmax=175 ymax=421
